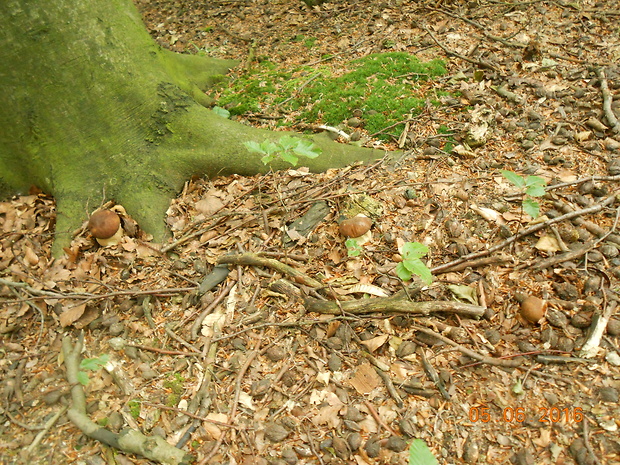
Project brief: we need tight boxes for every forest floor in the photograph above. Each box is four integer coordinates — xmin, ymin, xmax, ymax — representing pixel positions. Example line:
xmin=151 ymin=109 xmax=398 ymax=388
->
xmin=2 ymin=0 xmax=620 ymax=464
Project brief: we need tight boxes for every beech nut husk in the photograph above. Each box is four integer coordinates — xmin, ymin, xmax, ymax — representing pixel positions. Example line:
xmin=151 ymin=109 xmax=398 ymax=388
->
xmin=339 ymin=215 xmax=372 ymax=238
xmin=519 ymin=296 xmax=547 ymax=324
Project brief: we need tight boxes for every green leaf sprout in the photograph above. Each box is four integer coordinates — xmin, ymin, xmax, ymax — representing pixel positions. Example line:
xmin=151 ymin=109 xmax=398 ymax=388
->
xmin=396 ymin=242 xmax=433 ymax=285
xmin=244 ymin=136 xmax=322 ymax=166
xmin=501 ymin=170 xmax=547 ymax=219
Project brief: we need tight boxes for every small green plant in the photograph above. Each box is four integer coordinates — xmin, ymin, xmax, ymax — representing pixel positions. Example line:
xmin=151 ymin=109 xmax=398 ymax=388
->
xmin=164 ymin=373 xmax=186 ymax=407
xmin=345 ymin=238 xmax=364 ymax=257
xmin=501 ymin=170 xmax=547 ymax=219
xmin=77 ymin=354 xmax=109 ymax=386
xmin=211 ymin=106 xmax=230 ymax=118
xmin=396 ymin=242 xmax=433 ymax=285
xmin=128 ymin=399 xmax=141 ymax=419
xmin=304 ymin=37 xmax=317 ymax=48
xmin=244 ymin=135 xmax=321 ymax=166
xmin=408 ymin=439 xmax=438 ymax=465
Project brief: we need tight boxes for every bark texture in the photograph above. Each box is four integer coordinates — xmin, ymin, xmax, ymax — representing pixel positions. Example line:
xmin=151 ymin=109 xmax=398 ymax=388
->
xmin=0 ymin=0 xmax=386 ymax=255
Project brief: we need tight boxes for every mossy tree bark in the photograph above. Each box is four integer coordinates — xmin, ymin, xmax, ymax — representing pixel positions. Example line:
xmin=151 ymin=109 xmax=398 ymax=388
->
xmin=0 ymin=0 xmax=386 ymax=255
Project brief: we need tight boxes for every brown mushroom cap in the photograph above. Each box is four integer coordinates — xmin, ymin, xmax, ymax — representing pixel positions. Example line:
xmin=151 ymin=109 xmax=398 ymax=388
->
xmin=339 ymin=216 xmax=372 ymax=238
xmin=88 ymin=209 xmax=121 ymax=239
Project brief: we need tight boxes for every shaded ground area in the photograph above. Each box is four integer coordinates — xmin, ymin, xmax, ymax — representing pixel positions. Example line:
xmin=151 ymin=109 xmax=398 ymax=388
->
xmin=1 ymin=1 xmax=620 ymax=464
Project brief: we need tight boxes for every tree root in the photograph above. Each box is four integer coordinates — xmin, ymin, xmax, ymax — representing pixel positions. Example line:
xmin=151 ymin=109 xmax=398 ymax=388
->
xmin=62 ymin=335 xmax=194 ymax=465
xmin=304 ymin=295 xmax=486 ymax=318
xmin=217 ymin=252 xmax=324 ymax=288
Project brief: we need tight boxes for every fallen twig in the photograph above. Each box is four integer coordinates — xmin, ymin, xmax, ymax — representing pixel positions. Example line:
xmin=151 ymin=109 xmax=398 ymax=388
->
xmin=411 ymin=324 xmax=522 ymax=368
xmin=142 ymin=402 xmax=238 ymax=429
xmin=594 ymin=67 xmax=620 ymax=133
xmin=218 ymin=252 xmax=323 ymax=288
xmin=553 ymin=198 xmax=620 ymax=247
xmin=426 ymin=7 xmax=527 ymax=48
xmin=126 ymin=343 xmax=201 ymax=356
xmin=433 ymin=195 xmax=617 ymax=274
xmin=26 ymin=404 xmax=69 ymax=453
xmin=531 ymin=241 xmax=595 ymax=270
xmin=62 ymin=335 xmax=193 ymax=465
xmin=0 ymin=277 xmax=195 ymax=303
xmin=304 ymin=296 xmax=485 ymax=318
xmin=198 ymin=336 xmax=263 ymax=465
xmin=364 ymin=400 xmax=400 ymax=436
xmin=418 ymin=346 xmax=450 ymax=400
xmin=546 ymin=174 xmax=620 ymax=192
xmin=190 ymin=279 xmax=237 ymax=340
xmin=418 ymin=23 xmax=500 ymax=72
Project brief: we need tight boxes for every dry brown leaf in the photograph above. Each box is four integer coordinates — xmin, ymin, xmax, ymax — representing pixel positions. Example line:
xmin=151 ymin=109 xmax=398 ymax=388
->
xmin=73 ymin=305 xmax=101 ymax=329
xmin=344 ymin=283 xmax=390 ymax=297
xmin=349 ymin=362 xmax=381 ymax=394
xmin=23 ymin=246 xmax=39 ymax=266
xmin=535 ymin=234 xmax=561 ymax=253
xmin=312 ymin=392 xmax=344 ymax=428
xmin=203 ymin=413 xmax=228 ymax=440
xmin=59 ymin=303 xmax=87 ymax=327
xmin=195 ymin=194 xmax=225 ymax=216
xmin=360 ymin=334 xmax=389 ymax=353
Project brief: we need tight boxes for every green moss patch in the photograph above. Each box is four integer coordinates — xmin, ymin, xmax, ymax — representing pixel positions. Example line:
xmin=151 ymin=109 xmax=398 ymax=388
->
xmin=212 ymin=52 xmax=448 ymax=140
xmin=164 ymin=373 xmax=186 ymax=407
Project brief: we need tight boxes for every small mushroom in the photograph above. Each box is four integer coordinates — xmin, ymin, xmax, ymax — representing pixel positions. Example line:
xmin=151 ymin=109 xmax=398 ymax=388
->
xmin=519 ymin=296 xmax=547 ymax=324
xmin=339 ymin=215 xmax=372 ymax=238
xmin=88 ymin=209 xmax=123 ymax=246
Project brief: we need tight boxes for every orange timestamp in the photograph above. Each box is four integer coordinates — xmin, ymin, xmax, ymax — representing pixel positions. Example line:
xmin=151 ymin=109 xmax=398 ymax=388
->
xmin=469 ymin=406 xmax=584 ymax=424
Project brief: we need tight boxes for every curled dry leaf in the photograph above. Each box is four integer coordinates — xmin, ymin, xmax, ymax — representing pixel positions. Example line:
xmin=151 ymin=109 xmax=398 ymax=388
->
xmin=535 ymin=234 xmax=561 ymax=253
xmin=470 ymin=204 xmax=505 ymax=225
xmin=24 ymin=246 xmax=39 ymax=266
xmin=343 ymin=283 xmax=390 ymax=297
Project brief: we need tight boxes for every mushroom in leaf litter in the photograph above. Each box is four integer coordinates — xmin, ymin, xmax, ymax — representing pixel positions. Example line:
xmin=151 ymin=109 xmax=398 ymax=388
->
xmin=88 ymin=209 xmax=123 ymax=246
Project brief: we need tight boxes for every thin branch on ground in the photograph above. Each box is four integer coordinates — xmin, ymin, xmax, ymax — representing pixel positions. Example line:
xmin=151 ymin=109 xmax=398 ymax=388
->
xmin=305 ymin=295 xmax=486 ymax=318
xmin=198 ymin=334 xmax=263 ymax=465
xmin=364 ymin=400 xmax=400 ymax=436
xmin=190 ymin=279 xmax=237 ymax=340
xmin=218 ymin=252 xmax=324 ymax=288
xmin=0 ymin=277 xmax=195 ymax=303
xmin=417 ymin=23 xmax=500 ymax=72
xmin=593 ymin=67 xmax=620 ymax=133
xmin=141 ymin=402 xmax=238 ymax=429
xmin=426 ymin=7 xmax=527 ymax=48
xmin=26 ymin=405 xmax=69 ymax=453
xmin=125 ymin=343 xmax=201 ymax=356
xmin=411 ymin=324 xmax=522 ymax=368
xmin=62 ymin=335 xmax=194 ymax=465
xmin=432 ymin=195 xmax=617 ymax=274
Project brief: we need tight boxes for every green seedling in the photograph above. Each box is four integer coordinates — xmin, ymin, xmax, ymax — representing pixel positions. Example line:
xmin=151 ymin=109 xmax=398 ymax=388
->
xmin=244 ymin=135 xmax=321 ymax=166
xmin=128 ymin=399 xmax=141 ymax=419
xmin=211 ymin=106 xmax=230 ymax=118
xmin=501 ymin=170 xmax=546 ymax=219
xmin=408 ymin=439 xmax=439 ymax=465
xmin=345 ymin=238 xmax=364 ymax=257
xmin=78 ymin=354 xmax=110 ymax=386
xmin=396 ymin=242 xmax=433 ymax=285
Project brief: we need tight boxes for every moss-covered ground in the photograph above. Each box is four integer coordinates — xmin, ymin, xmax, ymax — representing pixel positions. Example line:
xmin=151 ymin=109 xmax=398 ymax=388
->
xmin=211 ymin=52 xmax=448 ymax=141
